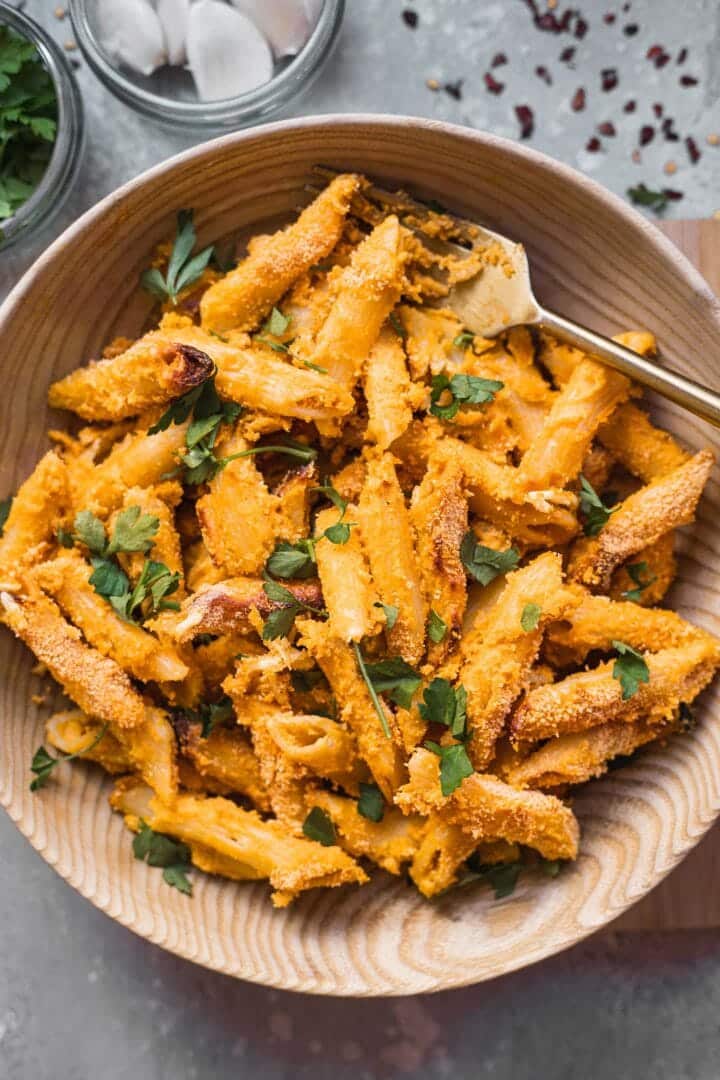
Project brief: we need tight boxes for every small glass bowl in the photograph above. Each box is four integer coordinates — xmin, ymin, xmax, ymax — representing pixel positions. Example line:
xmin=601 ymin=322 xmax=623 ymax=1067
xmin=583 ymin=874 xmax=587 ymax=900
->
xmin=68 ymin=0 xmax=345 ymax=131
xmin=0 ymin=3 xmax=84 ymax=250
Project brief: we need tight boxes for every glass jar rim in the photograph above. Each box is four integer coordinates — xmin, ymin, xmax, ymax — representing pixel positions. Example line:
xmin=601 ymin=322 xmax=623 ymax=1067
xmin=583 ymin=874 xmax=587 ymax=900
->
xmin=0 ymin=2 xmax=84 ymax=249
xmin=68 ymin=0 xmax=345 ymax=129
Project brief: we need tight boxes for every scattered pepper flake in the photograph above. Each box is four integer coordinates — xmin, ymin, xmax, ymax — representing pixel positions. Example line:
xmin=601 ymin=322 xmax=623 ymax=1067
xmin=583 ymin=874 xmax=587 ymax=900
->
xmin=402 ymin=9 xmax=418 ymax=28
xmin=639 ymin=125 xmax=654 ymax=147
xmin=652 ymin=103 xmax=663 ymax=118
xmin=603 ymin=12 xmax=616 ymax=24
xmin=444 ymin=80 xmax=463 ymax=101
xmin=571 ymin=86 xmax=586 ymax=111
xmin=663 ymin=188 xmax=684 ymax=202
xmin=661 ymin=117 xmax=680 ymax=141
xmin=685 ymin=136 xmax=701 ymax=164
xmin=623 ymin=23 xmax=638 ymax=35
xmin=484 ymin=72 xmax=505 ymax=95
xmin=491 ymin=52 xmax=508 ymax=67
xmin=679 ymin=74 xmax=698 ymax=87
xmin=623 ymin=99 xmax=636 ymax=113
xmin=677 ymin=47 xmax=688 ymax=64
xmin=515 ymin=104 xmax=535 ymax=139
xmin=559 ymin=45 xmax=576 ymax=63
xmin=535 ymin=65 xmax=552 ymax=85
xmin=575 ymin=16 xmax=588 ymax=38
xmin=586 ymin=136 xmax=602 ymax=152
xmin=647 ymin=44 xmax=671 ymax=68
xmin=601 ymin=68 xmax=618 ymax=91
xmin=598 ymin=121 xmax=616 ymax=136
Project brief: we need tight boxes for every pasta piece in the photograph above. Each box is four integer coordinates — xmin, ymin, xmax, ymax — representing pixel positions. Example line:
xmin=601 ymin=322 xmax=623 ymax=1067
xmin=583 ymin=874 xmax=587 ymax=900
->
xmin=200 ymin=173 xmax=361 ymax=333
xmin=274 ymin=462 xmax=317 ymax=543
xmin=196 ymin=430 xmax=280 ymax=576
xmin=357 ymin=451 xmax=426 ymax=664
xmin=568 ymin=449 xmax=714 ymax=590
xmin=32 ymin=551 xmax=188 ymax=683
xmin=45 ymin=709 xmax=131 ymax=774
xmin=174 ymin=714 xmax=270 ymax=811
xmin=311 ymin=790 xmax=424 ymax=875
xmin=193 ymin=631 xmax=262 ymax=688
xmin=111 ymin=779 xmax=368 ymax=907
xmin=112 ymin=705 xmax=178 ymax=803
xmin=410 ymin=817 xmax=519 ymax=898
xmin=516 ymin=358 xmax=630 ymax=491
xmin=597 ymin=402 xmax=690 ymax=482
xmin=184 ymin=539 xmax=225 ymax=592
xmin=298 ymin=618 xmax=406 ymax=801
xmin=511 ymin=637 xmax=720 ymax=743
xmin=0 ymin=589 xmax=146 ymax=729
xmin=395 ymin=748 xmax=580 ymax=862
xmin=393 ymin=705 xmax=427 ymax=755
xmin=460 ymin=552 xmax=579 ymax=768
xmin=608 ymin=532 xmax=677 ymax=607
xmin=264 ymin=712 xmax=365 ymax=794
xmin=504 ymin=717 xmax=674 ymax=791
xmin=0 ymin=451 xmax=69 ymax=580
xmin=48 ymin=340 xmax=213 ymax=421
xmin=313 ymin=506 xmax=380 ymax=643
xmin=410 ymin=450 xmax=468 ymax=663
xmin=175 ymin=576 xmax=323 ymax=641
xmin=364 ymin=325 xmax=413 ymax=450
xmin=306 ymin=216 xmax=408 ymax=391
xmin=544 ymin=591 xmax=706 ymax=667
xmin=399 ymin=305 xmax=464 ymax=380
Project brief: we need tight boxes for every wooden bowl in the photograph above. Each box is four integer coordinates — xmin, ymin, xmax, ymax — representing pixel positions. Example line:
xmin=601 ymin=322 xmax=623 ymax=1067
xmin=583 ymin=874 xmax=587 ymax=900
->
xmin=1 ymin=116 xmax=719 ymax=996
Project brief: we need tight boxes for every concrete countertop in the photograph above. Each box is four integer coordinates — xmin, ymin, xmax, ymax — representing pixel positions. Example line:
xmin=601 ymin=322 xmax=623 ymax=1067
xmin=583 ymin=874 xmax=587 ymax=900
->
xmin=1 ymin=1 xmax=719 ymax=1077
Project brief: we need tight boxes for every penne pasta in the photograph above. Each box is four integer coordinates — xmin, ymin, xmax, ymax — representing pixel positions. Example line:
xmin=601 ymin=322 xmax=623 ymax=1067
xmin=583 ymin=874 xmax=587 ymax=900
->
xmin=264 ymin=711 xmax=366 ymax=794
xmin=313 ymin=505 xmax=380 ymax=643
xmin=363 ymin=324 xmax=413 ymax=450
xmin=597 ymin=402 xmax=690 ymax=482
xmin=311 ymin=790 xmax=424 ymax=875
xmin=0 ymin=451 xmax=69 ymax=580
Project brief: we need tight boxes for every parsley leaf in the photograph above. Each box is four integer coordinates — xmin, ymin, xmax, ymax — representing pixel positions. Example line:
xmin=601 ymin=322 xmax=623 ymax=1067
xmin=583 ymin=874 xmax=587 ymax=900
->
xmin=621 ymin=560 xmax=657 ymax=603
xmin=352 ymin=642 xmax=392 ymax=739
xmin=217 ymin=439 xmax=317 ymax=477
xmin=418 ymin=679 xmax=467 ymax=738
xmin=375 ymin=602 xmax=399 ymax=630
xmin=453 ymin=331 xmax=475 ymax=349
xmin=199 ymin=696 xmax=233 ymax=738
xmin=0 ymin=495 xmax=11 ymax=535
xmin=56 ymin=527 xmax=74 ymax=548
xmin=430 ymin=373 xmax=503 ymax=421
xmin=357 ymin=782 xmax=385 ymax=823
xmin=478 ymin=861 xmax=522 ymax=899
xmin=265 ymin=307 xmax=291 ymax=336
xmin=389 ymin=311 xmax=406 ymax=340
xmin=363 ymin=657 xmax=422 ymax=710
xmin=627 ymin=183 xmax=669 ymax=214
xmin=521 ymin=602 xmax=542 ymax=632
xmin=578 ymin=475 xmax=618 ymax=537
xmin=132 ymin=820 xmax=193 ymax=895
xmin=612 ymin=640 xmax=650 ymax=700
xmin=261 ymin=579 xmax=324 ymax=640
xmin=302 ymin=807 xmax=336 ymax=846
xmin=89 ymin=556 xmax=130 ymax=598
xmin=73 ymin=510 xmax=107 ymax=555
xmin=106 ymin=506 xmax=159 ymax=555
xmin=266 ymin=539 xmax=316 ymax=579
xmin=30 ymin=723 xmax=107 ymax=792
xmin=141 ymin=209 xmax=214 ymax=304
xmin=428 ymin=609 xmax=447 ymax=643
xmin=313 ymin=481 xmax=355 ymax=545
xmin=424 ymin=740 xmax=474 ymax=796
xmin=460 ymin=533 xmax=519 ymax=585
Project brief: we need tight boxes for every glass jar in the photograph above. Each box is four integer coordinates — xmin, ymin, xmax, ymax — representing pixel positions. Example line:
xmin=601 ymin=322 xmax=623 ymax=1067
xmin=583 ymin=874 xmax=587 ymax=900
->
xmin=68 ymin=0 xmax=345 ymax=131
xmin=0 ymin=2 xmax=85 ymax=250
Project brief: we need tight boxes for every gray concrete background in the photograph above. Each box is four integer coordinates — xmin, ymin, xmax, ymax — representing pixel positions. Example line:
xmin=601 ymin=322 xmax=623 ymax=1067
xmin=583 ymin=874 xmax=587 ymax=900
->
xmin=1 ymin=1 xmax=720 ymax=1077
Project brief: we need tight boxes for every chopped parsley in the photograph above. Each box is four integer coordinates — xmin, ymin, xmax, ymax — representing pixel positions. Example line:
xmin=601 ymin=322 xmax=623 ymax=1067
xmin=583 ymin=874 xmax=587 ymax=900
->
xmin=424 ymin=740 xmax=474 ymax=796
xmin=0 ymin=495 xmax=12 ymax=536
xmin=302 ymin=807 xmax=336 ymax=846
xmin=266 ymin=539 xmax=317 ymax=579
xmin=520 ymin=602 xmax=542 ymax=632
xmin=357 ymin=782 xmax=385 ymax=823
xmin=29 ymin=723 xmax=108 ymax=792
xmin=362 ymin=656 xmax=422 ymax=710
xmin=352 ymin=642 xmax=392 ymax=738
xmin=460 ymin=532 xmax=519 ymax=585
xmin=375 ymin=602 xmax=399 ymax=630
xmin=132 ymin=820 xmax=193 ymax=895
xmin=621 ymin=560 xmax=657 ymax=603
xmin=141 ymin=209 xmax=214 ymax=304
xmin=453 ymin=331 xmax=476 ymax=350
xmin=627 ymin=183 xmax=670 ymax=215
xmin=261 ymin=579 xmax=324 ymax=640
xmin=313 ymin=481 xmax=355 ymax=545
xmin=429 ymin=373 xmax=503 ymax=421
xmin=612 ymin=640 xmax=650 ymax=700
xmin=428 ymin=609 xmax=448 ymax=643
xmin=254 ymin=308 xmax=293 ymax=353
xmin=578 ymin=475 xmax=618 ymax=537
xmin=419 ymin=679 xmax=468 ymax=738
xmin=389 ymin=311 xmax=406 ymax=340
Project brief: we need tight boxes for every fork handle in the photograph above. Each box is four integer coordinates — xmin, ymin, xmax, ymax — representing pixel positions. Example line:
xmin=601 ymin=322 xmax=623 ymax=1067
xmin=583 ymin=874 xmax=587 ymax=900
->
xmin=539 ymin=307 xmax=720 ymax=429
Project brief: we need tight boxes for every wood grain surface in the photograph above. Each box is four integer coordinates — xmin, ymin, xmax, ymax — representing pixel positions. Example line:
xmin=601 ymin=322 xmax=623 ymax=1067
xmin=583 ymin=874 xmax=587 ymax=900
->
xmin=1 ymin=117 xmax=719 ymax=994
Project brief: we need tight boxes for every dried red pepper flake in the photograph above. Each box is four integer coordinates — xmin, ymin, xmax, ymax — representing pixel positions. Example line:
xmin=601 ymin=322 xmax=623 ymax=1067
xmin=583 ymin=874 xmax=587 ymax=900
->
xmin=603 ymin=12 xmax=616 ymax=23
xmin=491 ymin=51 xmax=508 ymax=67
xmin=559 ymin=46 xmax=576 ymax=63
xmin=661 ymin=118 xmax=680 ymax=142
xmin=598 ymin=121 xmax=616 ymax=136
xmin=401 ymin=9 xmax=418 ymax=28
xmin=574 ymin=16 xmax=588 ymax=38
xmin=444 ymin=80 xmax=463 ymax=101
xmin=639 ymin=125 xmax=654 ymax=146
xmin=623 ymin=23 xmax=638 ymax=35
xmin=685 ymin=136 xmax=701 ymax=164
xmin=601 ymin=68 xmax=619 ymax=91
xmin=484 ymin=72 xmax=505 ymax=95
xmin=586 ymin=136 xmax=602 ymax=152
xmin=647 ymin=44 xmax=671 ymax=68
xmin=623 ymin=99 xmax=636 ymax=113
xmin=679 ymin=75 xmax=699 ymax=87
xmin=535 ymin=65 xmax=553 ymax=85
xmin=652 ymin=102 xmax=663 ymax=118
xmin=662 ymin=188 xmax=684 ymax=201
xmin=515 ymin=104 xmax=535 ymax=140
xmin=570 ymin=87 xmax=586 ymax=111
xmin=677 ymin=47 xmax=688 ymax=64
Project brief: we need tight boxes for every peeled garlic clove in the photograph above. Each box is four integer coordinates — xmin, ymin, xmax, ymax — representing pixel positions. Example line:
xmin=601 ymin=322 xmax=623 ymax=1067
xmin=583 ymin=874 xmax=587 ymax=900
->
xmin=231 ymin=0 xmax=310 ymax=58
xmin=96 ymin=0 xmax=167 ymax=77
xmin=187 ymin=0 xmax=274 ymax=101
xmin=156 ymin=0 xmax=189 ymax=65
xmin=303 ymin=0 xmax=325 ymax=27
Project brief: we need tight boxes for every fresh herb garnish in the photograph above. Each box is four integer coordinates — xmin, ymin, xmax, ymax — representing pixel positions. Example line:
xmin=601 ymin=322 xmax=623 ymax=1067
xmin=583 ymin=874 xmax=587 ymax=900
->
xmin=352 ymin=642 xmax=392 ymax=739
xmin=424 ymin=740 xmax=474 ymax=796
xmin=132 ymin=820 xmax=193 ymax=895
xmin=108 ymin=559 xmax=181 ymax=622
xmin=375 ymin=602 xmax=399 ymax=630
xmin=253 ymin=308 xmax=293 ymax=353
xmin=612 ymin=640 xmax=650 ymax=700
xmin=362 ymin=657 xmax=422 ymax=710
xmin=29 ymin=723 xmax=107 ymax=792
xmin=299 ymin=358 xmax=328 ymax=373
xmin=453 ymin=331 xmax=476 ymax=349
xmin=428 ymin=609 xmax=447 ymax=643
xmin=56 ymin=527 xmax=74 ymax=548
xmin=460 ymin=533 xmax=519 ymax=585
xmin=429 ymin=373 xmax=504 ymax=421
xmin=520 ymin=602 xmax=542 ymax=632
xmin=255 ymin=337 xmax=290 ymax=354
xmin=261 ymin=579 xmax=324 ymax=640
xmin=199 ymin=696 xmax=233 ymax=738
xmin=459 ymin=854 xmax=561 ymax=898
xmin=418 ymin=678 xmax=468 ymax=738
xmin=73 ymin=505 xmax=158 ymax=565
xmin=266 ymin=539 xmax=317 ymax=579
xmin=357 ymin=782 xmax=385 ymax=823
xmin=141 ymin=209 xmax=214 ymax=304
xmin=621 ymin=560 xmax=657 ymax=603
xmin=217 ymin=439 xmax=317 ymax=475
xmin=302 ymin=807 xmax=336 ymax=846
xmin=0 ymin=495 xmax=12 ymax=536
xmin=0 ymin=27 xmax=57 ymax=224
xmin=389 ymin=312 xmax=406 ymax=340
xmin=290 ymin=668 xmax=327 ymax=694
xmin=627 ymin=183 xmax=669 ymax=214
xmin=578 ymin=475 xmax=618 ymax=537
xmin=313 ymin=481 xmax=355 ymax=545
